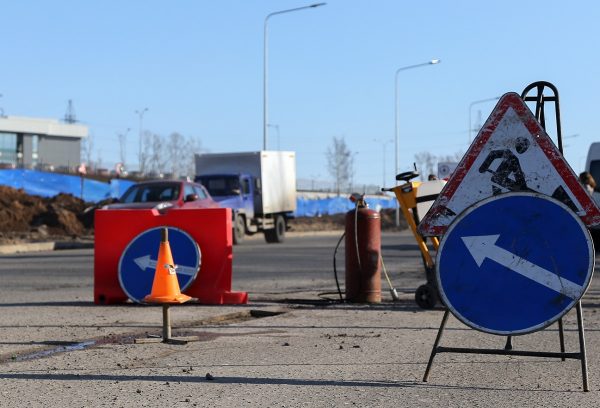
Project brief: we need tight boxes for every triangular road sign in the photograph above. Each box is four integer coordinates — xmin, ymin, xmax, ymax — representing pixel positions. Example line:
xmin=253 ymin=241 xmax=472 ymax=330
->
xmin=418 ymin=92 xmax=600 ymax=237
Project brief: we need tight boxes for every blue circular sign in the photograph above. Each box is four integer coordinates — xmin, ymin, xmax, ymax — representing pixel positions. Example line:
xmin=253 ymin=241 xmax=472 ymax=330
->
xmin=119 ymin=226 xmax=201 ymax=303
xmin=436 ymin=192 xmax=593 ymax=335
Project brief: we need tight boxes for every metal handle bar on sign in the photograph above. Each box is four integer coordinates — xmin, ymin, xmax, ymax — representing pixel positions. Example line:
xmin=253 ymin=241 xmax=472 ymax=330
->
xmin=520 ymin=81 xmax=563 ymax=155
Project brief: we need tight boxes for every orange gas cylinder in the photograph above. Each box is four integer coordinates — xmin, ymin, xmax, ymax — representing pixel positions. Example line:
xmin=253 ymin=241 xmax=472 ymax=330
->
xmin=345 ymin=206 xmax=381 ymax=303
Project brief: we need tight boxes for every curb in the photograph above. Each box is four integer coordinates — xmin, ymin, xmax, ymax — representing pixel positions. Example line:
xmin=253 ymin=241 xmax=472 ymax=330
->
xmin=0 ymin=241 xmax=94 ymax=255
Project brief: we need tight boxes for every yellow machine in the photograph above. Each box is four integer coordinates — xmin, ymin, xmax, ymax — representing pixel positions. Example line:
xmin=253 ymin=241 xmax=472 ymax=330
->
xmin=383 ymin=171 xmax=442 ymax=309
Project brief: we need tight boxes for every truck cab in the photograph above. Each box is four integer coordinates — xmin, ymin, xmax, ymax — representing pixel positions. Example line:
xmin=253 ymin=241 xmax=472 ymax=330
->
xmin=195 ymin=151 xmax=296 ymax=245
xmin=195 ymin=173 xmax=256 ymax=244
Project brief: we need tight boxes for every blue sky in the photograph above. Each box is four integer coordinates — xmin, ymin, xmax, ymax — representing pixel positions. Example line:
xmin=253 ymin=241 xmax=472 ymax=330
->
xmin=1 ymin=1 xmax=597 ymax=187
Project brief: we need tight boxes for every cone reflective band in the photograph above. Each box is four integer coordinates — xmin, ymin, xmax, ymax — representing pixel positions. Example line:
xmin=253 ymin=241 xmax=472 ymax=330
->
xmin=143 ymin=227 xmax=192 ymax=304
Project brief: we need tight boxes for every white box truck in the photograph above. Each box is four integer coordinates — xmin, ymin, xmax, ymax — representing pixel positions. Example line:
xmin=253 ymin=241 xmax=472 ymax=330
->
xmin=195 ymin=151 xmax=296 ymax=244
xmin=584 ymin=142 xmax=600 ymax=247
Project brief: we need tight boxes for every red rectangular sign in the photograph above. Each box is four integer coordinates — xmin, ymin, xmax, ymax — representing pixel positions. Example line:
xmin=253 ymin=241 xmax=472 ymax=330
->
xmin=94 ymin=208 xmax=247 ymax=305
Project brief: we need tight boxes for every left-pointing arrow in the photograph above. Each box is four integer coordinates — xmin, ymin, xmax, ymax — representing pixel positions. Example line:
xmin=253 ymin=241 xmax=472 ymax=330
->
xmin=461 ymin=234 xmax=584 ymax=299
xmin=133 ymin=255 xmax=197 ymax=277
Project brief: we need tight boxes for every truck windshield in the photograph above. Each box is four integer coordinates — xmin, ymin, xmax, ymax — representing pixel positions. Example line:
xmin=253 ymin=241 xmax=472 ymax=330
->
xmin=197 ymin=176 xmax=240 ymax=196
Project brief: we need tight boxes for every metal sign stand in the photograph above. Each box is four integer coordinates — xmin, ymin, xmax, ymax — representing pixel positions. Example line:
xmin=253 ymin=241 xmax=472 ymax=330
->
xmin=422 ymin=82 xmax=591 ymax=392
xmin=134 ymin=305 xmax=201 ymax=345
xmin=423 ymin=304 xmax=589 ymax=391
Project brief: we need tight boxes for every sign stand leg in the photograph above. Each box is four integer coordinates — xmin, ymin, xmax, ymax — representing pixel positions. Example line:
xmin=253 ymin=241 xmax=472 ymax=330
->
xmin=422 ymin=309 xmax=450 ymax=382
xmin=558 ymin=318 xmax=566 ymax=361
xmin=506 ymin=317 xmax=565 ymax=354
xmin=576 ymin=301 xmax=589 ymax=392
xmin=134 ymin=305 xmax=201 ymax=345
xmin=422 ymin=307 xmax=590 ymax=391
xmin=162 ymin=305 xmax=172 ymax=342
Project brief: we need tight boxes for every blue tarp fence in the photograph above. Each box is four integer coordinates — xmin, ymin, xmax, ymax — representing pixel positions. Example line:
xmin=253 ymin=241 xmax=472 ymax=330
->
xmin=0 ymin=170 xmax=135 ymax=203
xmin=294 ymin=196 xmax=397 ymax=217
xmin=0 ymin=169 xmax=397 ymax=216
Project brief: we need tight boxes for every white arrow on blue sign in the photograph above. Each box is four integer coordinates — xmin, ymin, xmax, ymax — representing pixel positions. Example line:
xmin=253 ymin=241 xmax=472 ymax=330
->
xmin=436 ymin=192 xmax=594 ymax=335
xmin=118 ymin=226 xmax=201 ymax=303
xmin=133 ymin=254 xmax=198 ymax=277
xmin=461 ymin=234 xmax=584 ymax=300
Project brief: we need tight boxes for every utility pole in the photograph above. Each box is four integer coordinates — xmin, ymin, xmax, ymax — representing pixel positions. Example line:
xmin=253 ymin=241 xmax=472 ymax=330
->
xmin=64 ymin=100 xmax=77 ymax=123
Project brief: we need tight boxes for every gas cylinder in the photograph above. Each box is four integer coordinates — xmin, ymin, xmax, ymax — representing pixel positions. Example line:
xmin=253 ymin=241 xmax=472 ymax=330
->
xmin=345 ymin=204 xmax=381 ymax=303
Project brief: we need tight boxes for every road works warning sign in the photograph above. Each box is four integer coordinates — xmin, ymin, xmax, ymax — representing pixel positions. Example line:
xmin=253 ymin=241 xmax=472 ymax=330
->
xmin=418 ymin=92 xmax=600 ymax=236
xmin=436 ymin=193 xmax=593 ymax=335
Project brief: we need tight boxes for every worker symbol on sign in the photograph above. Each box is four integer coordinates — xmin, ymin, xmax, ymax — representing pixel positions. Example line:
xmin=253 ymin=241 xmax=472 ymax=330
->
xmin=418 ymin=92 xmax=600 ymax=237
xmin=478 ymin=136 xmax=577 ymax=211
xmin=478 ymin=137 xmax=531 ymax=195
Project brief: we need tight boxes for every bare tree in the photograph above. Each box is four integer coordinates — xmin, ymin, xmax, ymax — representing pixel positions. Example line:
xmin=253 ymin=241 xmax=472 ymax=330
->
xmin=439 ymin=150 xmax=465 ymax=163
xmin=138 ymin=130 xmax=151 ymax=175
xmin=184 ymin=136 xmax=202 ymax=177
xmin=117 ymin=128 xmax=130 ymax=169
xmin=139 ymin=131 xmax=204 ymax=178
xmin=414 ymin=151 xmax=436 ymax=180
xmin=81 ymin=131 xmax=95 ymax=168
xmin=326 ymin=136 xmax=353 ymax=195
xmin=414 ymin=150 xmax=465 ymax=180
xmin=166 ymin=132 xmax=185 ymax=177
xmin=148 ymin=132 xmax=166 ymax=176
xmin=96 ymin=149 xmax=103 ymax=170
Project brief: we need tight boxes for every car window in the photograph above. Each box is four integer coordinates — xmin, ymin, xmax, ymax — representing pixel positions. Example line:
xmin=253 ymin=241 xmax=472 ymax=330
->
xmin=193 ymin=185 xmax=207 ymax=199
xmin=184 ymin=184 xmax=195 ymax=198
xmin=121 ymin=183 xmax=180 ymax=203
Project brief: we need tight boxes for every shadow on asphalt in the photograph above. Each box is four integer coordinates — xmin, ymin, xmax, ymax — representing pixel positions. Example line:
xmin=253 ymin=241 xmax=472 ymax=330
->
xmin=0 ymin=372 xmax=578 ymax=392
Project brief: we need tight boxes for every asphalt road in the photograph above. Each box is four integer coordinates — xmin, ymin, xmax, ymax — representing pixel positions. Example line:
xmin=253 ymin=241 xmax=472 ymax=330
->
xmin=232 ymin=231 xmax=426 ymax=301
xmin=2 ymin=230 xmax=600 ymax=407
xmin=0 ymin=231 xmax=424 ymax=303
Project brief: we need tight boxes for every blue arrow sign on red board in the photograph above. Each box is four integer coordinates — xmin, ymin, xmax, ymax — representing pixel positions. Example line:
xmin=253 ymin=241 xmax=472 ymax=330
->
xmin=436 ymin=192 xmax=594 ymax=335
xmin=118 ymin=226 xmax=201 ymax=303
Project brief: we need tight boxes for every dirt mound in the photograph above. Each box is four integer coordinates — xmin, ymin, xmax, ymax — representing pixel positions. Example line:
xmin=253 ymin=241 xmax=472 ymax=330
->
xmin=0 ymin=186 xmax=92 ymax=243
xmin=0 ymin=186 xmax=406 ymax=244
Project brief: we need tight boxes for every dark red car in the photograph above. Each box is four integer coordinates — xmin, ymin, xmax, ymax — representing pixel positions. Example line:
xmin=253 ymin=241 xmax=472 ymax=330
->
xmin=104 ymin=180 xmax=220 ymax=213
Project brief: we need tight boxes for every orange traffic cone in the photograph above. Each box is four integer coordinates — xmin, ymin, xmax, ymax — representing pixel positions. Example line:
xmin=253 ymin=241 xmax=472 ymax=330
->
xmin=143 ymin=227 xmax=191 ymax=304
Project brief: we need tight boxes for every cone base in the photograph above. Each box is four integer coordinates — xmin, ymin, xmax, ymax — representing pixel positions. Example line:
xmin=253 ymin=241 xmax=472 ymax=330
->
xmin=143 ymin=293 xmax=192 ymax=304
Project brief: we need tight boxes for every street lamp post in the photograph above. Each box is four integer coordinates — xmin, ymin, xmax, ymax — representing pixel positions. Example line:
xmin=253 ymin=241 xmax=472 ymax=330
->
xmin=263 ymin=2 xmax=326 ymax=150
xmin=468 ymin=97 xmax=500 ymax=143
xmin=374 ymin=139 xmax=393 ymax=187
xmin=267 ymin=124 xmax=281 ymax=150
xmin=394 ymin=59 xmax=441 ymax=225
xmin=135 ymin=108 xmax=148 ymax=173
xmin=117 ymin=127 xmax=131 ymax=169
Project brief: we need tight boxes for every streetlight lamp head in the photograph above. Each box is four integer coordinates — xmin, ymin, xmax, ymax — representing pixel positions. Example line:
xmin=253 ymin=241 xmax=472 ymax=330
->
xmin=430 ymin=59 xmax=441 ymax=64
xmin=310 ymin=2 xmax=326 ymax=7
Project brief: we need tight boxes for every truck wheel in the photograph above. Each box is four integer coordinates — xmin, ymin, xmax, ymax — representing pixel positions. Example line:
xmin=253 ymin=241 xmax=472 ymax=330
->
xmin=264 ymin=216 xmax=286 ymax=243
xmin=233 ymin=215 xmax=245 ymax=245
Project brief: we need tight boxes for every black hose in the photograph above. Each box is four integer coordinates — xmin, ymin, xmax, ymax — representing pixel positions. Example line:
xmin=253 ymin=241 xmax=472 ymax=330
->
xmin=332 ymin=200 xmax=362 ymax=303
xmin=332 ymin=231 xmax=346 ymax=301
xmin=354 ymin=203 xmax=362 ymax=274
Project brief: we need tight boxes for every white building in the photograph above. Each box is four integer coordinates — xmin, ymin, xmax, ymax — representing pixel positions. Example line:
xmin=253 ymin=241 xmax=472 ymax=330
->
xmin=0 ymin=115 xmax=88 ymax=170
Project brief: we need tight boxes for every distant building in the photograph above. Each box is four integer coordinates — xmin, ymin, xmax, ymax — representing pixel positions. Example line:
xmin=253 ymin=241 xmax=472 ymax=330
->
xmin=0 ymin=115 xmax=88 ymax=170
